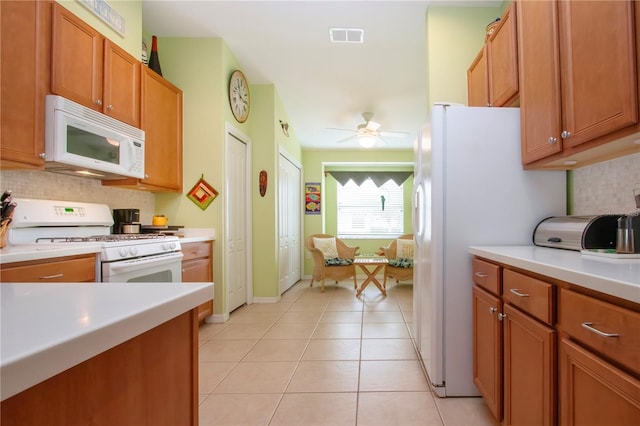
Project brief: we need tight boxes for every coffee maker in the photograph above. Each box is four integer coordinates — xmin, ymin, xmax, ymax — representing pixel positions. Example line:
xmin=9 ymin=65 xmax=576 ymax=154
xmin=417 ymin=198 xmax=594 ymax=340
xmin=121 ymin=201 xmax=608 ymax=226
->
xmin=616 ymin=189 xmax=640 ymax=254
xmin=112 ymin=209 xmax=141 ymax=234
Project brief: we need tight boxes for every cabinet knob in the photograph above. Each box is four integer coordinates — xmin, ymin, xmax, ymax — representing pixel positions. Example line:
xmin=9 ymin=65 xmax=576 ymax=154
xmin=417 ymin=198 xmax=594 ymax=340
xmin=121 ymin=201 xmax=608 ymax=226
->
xmin=106 ymin=104 xmax=113 ymax=110
xmin=497 ymin=313 xmax=507 ymax=321
xmin=547 ymin=137 xmax=558 ymax=144
xmin=95 ymin=99 xmax=103 ymax=106
xmin=561 ymin=130 xmax=571 ymax=139
xmin=489 ymin=307 xmax=498 ymax=314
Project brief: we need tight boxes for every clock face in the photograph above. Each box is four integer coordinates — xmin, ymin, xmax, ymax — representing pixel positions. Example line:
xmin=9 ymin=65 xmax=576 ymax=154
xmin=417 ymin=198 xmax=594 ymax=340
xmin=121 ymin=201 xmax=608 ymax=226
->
xmin=229 ymin=70 xmax=250 ymax=123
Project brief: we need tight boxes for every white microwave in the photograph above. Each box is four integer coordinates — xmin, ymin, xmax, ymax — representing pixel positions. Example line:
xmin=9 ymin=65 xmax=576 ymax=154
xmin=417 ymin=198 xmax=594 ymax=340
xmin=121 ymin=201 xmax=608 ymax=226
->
xmin=44 ymin=95 xmax=145 ymax=179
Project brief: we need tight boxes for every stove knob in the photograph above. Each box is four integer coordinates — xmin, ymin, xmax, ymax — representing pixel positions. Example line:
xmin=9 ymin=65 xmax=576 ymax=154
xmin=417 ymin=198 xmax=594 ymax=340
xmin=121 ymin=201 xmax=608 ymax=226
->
xmin=120 ymin=248 xmax=128 ymax=257
xmin=130 ymin=247 xmax=138 ymax=256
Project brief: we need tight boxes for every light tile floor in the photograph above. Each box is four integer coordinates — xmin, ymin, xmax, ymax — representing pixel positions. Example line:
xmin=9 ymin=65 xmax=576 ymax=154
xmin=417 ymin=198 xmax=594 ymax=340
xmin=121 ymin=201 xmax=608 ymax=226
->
xmin=198 ymin=279 xmax=498 ymax=426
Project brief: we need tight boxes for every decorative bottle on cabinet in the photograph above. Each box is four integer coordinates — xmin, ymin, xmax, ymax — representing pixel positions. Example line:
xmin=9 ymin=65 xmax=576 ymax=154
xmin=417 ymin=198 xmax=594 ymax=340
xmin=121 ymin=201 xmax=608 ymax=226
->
xmin=148 ymin=35 xmax=162 ymax=76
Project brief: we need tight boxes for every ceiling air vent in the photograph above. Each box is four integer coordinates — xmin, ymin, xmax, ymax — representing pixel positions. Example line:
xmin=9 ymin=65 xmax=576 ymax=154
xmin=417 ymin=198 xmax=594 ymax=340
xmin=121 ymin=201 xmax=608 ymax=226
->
xmin=329 ymin=28 xmax=364 ymax=43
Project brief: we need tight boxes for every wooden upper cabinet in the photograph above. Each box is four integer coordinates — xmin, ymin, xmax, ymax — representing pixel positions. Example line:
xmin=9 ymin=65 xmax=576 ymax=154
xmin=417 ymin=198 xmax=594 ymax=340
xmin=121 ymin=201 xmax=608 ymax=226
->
xmin=487 ymin=3 xmax=519 ymax=107
xmin=105 ymin=66 xmax=183 ymax=192
xmin=518 ymin=0 xmax=639 ymax=167
xmin=467 ymin=46 xmax=489 ymax=107
xmin=517 ymin=0 xmax=563 ymax=164
xmin=103 ymin=40 xmax=141 ymax=127
xmin=140 ymin=66 xmax=183 ymax=191
xmin=51 ymin=3 xmax=103 ymax=111
xmin=558 ymin=0 xmax=638 ymax=148
xmin=0 ymin=0 xmax=51 ymax=169
xmin=51 ymin=3 xmax=139 ymax=127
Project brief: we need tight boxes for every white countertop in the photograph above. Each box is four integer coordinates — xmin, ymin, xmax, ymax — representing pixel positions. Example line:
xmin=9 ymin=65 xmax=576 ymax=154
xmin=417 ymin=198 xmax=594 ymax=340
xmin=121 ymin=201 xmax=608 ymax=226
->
xmin=0 ymin=282 xmax=214 ymax=401
xmin=468 ymin=246 xmax=640 ymax=304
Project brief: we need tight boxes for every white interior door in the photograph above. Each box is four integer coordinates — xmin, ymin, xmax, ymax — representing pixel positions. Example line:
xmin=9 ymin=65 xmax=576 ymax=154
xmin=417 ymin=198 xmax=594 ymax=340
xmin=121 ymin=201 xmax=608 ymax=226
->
xmin=278 ymin=151 xmax=302 ymax=294
xmin=225 ymin=127 xmax=251 ymax=312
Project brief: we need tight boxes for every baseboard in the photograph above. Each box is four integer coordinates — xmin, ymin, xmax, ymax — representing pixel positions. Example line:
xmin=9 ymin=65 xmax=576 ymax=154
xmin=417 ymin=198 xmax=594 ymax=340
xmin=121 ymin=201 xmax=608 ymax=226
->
xmin=205 ymin=312 xmax=229 ymax=324
xmin=252 ymin=295 xmax=281 ymax=304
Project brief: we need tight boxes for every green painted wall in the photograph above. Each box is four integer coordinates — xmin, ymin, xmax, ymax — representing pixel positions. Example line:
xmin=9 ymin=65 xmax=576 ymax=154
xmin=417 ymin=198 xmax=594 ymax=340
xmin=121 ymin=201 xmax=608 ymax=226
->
xmin=301 ymin=150 xmax=414 ymax=275
xmin=152 ymin=38 xmax=228 ymax=315
xmin=426 ymin=5 xmax=501 ymax=107
xmin=56 ymin=0 xmax=142 ymax=59
xmin=249 ymin=85 xmax=301 ymax=298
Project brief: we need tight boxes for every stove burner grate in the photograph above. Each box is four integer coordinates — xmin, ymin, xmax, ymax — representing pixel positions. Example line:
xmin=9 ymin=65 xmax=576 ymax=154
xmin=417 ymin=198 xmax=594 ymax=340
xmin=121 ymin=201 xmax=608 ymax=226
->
xmin=35 ymin=234 xmax=168 ymax=243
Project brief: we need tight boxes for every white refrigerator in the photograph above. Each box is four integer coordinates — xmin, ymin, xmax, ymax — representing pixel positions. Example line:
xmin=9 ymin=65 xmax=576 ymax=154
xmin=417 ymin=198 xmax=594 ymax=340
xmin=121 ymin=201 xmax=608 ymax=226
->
xmin=412 ymin=104 xmax=566 ymax=397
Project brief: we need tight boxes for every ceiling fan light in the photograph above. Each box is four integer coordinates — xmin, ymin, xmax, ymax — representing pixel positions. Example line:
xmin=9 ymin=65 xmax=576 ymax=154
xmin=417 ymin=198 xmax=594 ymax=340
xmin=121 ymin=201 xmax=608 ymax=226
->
xmin=358 ymin=136 xmax=376 ymax=148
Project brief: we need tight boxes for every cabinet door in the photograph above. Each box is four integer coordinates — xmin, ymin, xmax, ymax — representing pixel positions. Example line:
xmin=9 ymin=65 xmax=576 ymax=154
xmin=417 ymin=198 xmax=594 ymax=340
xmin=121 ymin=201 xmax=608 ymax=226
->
xmin=467 ymin=46 xmax=489 ymax=107
xmin=140 ymin=66 xmax=183 ymax=191
xmin=103 ymin=40 xmax=140 ymax=127
xmin=559 ymin=338 xmax=640 ymax=425
xmin=503 ymin=304 xmax=556 ymax=426
xmin=487 ymin=3 xmax=518 ymax=107
xmin=558 ymin=0 xmax=638 ymax=148
xmin=1 ymin=0 xmax=50 ymax=168
xmin=472 ymin=286 xmax=502 ymax=421
xmin=517 ymin=0 xmax=563 ymax=164
xmin=51 ymin=2 xmax=103 ymax=111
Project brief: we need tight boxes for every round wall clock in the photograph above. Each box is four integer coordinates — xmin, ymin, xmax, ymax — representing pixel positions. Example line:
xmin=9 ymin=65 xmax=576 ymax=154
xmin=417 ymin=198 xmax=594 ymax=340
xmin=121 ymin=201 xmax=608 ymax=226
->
xmin=228 ymin=70 xmax=250 ymax=123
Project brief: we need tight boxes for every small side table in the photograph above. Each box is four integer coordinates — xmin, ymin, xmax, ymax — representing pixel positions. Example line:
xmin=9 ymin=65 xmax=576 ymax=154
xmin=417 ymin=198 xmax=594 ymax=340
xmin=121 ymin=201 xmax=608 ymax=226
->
xmin=354 ymin=257 xmax=389 ymax=297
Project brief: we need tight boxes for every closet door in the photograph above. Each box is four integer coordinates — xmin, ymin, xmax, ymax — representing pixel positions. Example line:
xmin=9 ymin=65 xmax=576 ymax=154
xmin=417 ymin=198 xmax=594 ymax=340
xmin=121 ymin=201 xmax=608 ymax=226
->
xmin=278 ymin=152 xmax=302 ymax=294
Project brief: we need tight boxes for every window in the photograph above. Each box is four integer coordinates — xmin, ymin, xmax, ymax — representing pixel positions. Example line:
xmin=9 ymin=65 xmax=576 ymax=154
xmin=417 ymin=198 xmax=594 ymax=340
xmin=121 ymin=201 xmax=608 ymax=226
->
xmin=337 ymin=178 xmax=404 ymax=238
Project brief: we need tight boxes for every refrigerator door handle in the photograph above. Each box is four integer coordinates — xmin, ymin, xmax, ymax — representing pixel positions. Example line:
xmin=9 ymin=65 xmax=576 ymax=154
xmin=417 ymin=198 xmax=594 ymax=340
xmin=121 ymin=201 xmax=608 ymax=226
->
xmin=413 ymin=183 xmax=424 ymax=239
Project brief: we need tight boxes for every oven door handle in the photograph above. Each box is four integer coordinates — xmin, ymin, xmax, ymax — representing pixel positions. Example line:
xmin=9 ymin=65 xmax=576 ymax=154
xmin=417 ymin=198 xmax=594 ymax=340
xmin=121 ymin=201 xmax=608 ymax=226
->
xmin=103 ymin=252 xmax=183 ymax=274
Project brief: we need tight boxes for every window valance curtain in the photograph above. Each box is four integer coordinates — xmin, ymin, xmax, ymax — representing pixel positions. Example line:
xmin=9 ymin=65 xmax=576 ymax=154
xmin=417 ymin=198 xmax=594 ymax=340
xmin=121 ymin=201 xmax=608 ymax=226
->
xmin=327 ymin=171 xmax=413 ymax=187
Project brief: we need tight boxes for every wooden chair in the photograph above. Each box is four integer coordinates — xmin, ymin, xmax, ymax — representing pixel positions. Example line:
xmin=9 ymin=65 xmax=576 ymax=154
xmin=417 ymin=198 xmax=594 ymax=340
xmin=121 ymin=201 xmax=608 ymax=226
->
xmin=305 ymin=234 xmax=359 ymax=292
xmin=379 ymin=234 xmax=414 ymax=288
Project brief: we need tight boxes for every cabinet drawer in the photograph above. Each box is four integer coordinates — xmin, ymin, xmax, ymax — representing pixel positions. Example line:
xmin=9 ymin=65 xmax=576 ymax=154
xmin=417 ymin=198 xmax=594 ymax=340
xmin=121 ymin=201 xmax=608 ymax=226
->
xmin=559 ymin=289 xmax=640 ymax=375
xmin=1 ymin=255 xmax=96 ymax=282
xmin=503 ymin=269 xmax=553 ymax=325
xmin=472 ymin=257 xmax=501 ymax=295
xmin=180 ymin=241 xmax=211 ymax=262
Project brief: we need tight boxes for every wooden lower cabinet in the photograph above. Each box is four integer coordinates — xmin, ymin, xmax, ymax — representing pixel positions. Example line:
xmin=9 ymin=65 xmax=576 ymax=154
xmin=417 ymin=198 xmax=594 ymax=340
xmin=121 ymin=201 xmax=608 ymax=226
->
xmin=503 ymin=303 xmax=556 ymax=426
xmin=181 ymin=241 xmax=214 ymax=322
xmin=1 ymin=310 xmax=199 ymax=426
xmin=559 ymin=338 xmax=640 ymax=425
xmin=472 ymin=285 xmax=502 ymax=419
xmin=474 ymin=255 xmax=640 ymax=425
xmin=0 ymin=254 xmax=96 ymax=282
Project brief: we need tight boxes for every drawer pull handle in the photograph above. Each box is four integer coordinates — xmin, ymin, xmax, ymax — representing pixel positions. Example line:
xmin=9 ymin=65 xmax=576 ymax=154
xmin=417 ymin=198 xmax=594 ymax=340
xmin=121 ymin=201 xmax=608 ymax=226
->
xmin=40 ymin=273 xmax=63 ymax=280
xmin=509 ymin=289 xmax=530 ymax=297
xmin=474 ymin=272 xmax=488 ymax=278
xmin=581 ymin=322 xmax=620 ymax=338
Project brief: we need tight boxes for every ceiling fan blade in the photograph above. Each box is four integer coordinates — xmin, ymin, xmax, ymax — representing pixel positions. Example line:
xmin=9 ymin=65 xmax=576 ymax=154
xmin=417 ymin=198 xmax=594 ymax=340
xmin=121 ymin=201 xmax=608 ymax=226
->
xmin=325 ymin=127 xmax=356 ymax=133
xmin=379 ymin=130 xmax=409 ymax=138
xmin=335 ymin=134 xmax=357 ymax=143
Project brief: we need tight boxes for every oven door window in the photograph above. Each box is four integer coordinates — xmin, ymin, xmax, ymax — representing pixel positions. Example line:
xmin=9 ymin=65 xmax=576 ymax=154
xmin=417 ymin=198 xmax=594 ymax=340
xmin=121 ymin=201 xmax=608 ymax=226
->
xmin=101 ymin=253 xmax=183 ymax=283
xmin=127 ymin=269 xmax=175 ymax=283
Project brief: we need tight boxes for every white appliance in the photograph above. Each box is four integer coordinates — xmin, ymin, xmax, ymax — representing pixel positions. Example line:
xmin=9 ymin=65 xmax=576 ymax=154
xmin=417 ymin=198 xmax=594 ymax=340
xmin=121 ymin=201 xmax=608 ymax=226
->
xmin=412 ymin=104 xmax=566 ymax=397
xmin=9 ymin=199 xmax=182 ymax=283
xmin=45 ymin=95 xmax=145 ymax=180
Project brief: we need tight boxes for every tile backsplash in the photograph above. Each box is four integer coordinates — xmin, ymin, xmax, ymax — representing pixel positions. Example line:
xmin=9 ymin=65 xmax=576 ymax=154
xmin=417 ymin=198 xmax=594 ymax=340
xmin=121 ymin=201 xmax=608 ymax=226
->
xmin=572 ymin=152 xmax=640 ymax=215
xmin=0 ymin=170 xmax=155 ymax=222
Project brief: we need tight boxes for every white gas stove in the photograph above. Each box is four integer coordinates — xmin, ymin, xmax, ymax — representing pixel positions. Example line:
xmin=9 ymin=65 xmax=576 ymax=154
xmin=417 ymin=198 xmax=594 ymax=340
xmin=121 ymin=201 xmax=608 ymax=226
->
xmin=9 ymin=199 xmax=182 ymax=282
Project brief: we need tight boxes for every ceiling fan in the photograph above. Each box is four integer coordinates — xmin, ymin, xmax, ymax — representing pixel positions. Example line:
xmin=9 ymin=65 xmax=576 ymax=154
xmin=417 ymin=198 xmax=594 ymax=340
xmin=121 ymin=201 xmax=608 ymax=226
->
xmin=327 ymin=112 xmax=409 ymax=147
